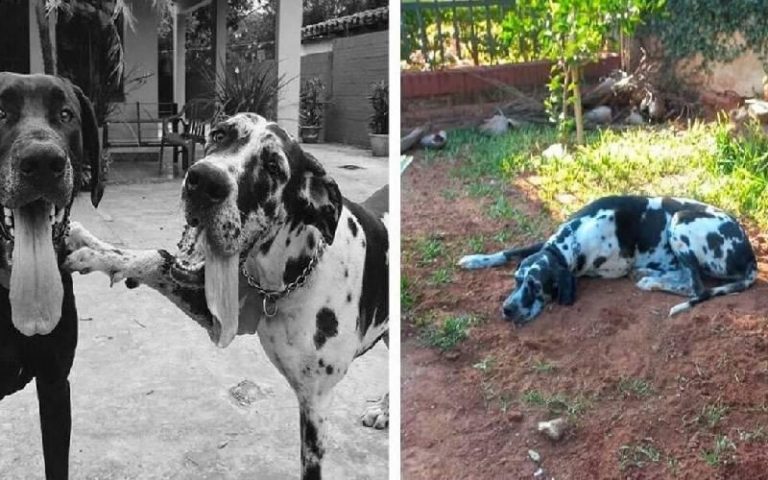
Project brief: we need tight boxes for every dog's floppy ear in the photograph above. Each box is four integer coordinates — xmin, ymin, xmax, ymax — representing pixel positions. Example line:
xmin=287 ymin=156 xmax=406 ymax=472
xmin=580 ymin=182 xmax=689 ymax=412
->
xmin=71 ymin=84 xmax=104 ymax=208
xmin=296 ymin=151 xmax=342 ymax=244
xmin=556 ymin=266 xmax=577 ymax=305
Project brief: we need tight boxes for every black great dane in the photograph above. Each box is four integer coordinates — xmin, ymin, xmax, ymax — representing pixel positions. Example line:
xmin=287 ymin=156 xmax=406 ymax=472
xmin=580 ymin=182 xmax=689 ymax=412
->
xmin=459 ymin=195 xmax=757 ymax=323
xmin=0 ymin=73 xmax=103 ymax=479
xmin=63 ymin=113 xmax=389 ymax=479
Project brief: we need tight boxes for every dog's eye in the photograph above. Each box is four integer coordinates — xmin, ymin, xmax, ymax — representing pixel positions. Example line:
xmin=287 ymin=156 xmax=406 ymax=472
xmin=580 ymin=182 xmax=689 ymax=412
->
xmin=0 ymin=109 xmax=7 ymax=121
xmin=212 ymin=131 xmax=226 ymax=143
xmin=265 ymin=159 xmax=281 ymax=174
xmin=60 ymin=109 xmax=73 ymax=123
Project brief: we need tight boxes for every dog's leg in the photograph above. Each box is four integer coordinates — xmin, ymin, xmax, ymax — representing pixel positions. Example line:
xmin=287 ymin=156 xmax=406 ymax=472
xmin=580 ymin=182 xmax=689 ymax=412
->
xmin=458 ymin=242 xmax=545 ymax=269
xmin=299 ymin=395 xmax=330 ymax=480
xmin=63 ymin=222 xmax=212 ymax=325
xmin=635 ymin=268 xmax=696 ymax=297
xmin=36 ymin=376 xmax=70 ymax=480
xmin=361 ymin=333 xmax=389 ymax=429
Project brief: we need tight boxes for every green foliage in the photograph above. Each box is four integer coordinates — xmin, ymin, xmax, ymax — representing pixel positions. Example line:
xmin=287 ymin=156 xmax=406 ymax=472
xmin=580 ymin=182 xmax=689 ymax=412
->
xmin=421 ymin=315 xmax=475 ymax=350
xmin=369 ymin=81 xmax=388 ymax=134
xmin=401 ymin=275 xmax=415 ymax=311
xmin=617 ymin=377 xmax=655 ymax=398
xmin=701 ymin=435 xmax=736 ymax=467
xmin=618 ymin=441 xmax=663 ymax=470
xmin=300 ymin=77 xmax=326 ymax=127
xmin=643 ymin=0 xmax=768 ymax=70
xmin=520 ymin=389 xmax=590 ymax=417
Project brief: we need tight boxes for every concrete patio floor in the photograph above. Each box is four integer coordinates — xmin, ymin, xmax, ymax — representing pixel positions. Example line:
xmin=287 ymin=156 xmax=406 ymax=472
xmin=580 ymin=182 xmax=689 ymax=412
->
xmin=0 ymin=144 xmax=389 ymax=479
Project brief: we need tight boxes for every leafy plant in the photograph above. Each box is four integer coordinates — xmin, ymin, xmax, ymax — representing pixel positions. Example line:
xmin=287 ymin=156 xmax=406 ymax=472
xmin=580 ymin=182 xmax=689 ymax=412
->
xmin=300 ymin=77 xmax=326 ymax=128
xmin=618 ymin=441 xmax=663 ymax=470
xmin=421 ymin=315 xmax=474 ymax=350
xmin=368 ymin=81 xmax=388 ymax=135
xmin=701 ymin=435 xmax=736 ymax=466
xmin=207 ymin=58 xmax=286 ymax=119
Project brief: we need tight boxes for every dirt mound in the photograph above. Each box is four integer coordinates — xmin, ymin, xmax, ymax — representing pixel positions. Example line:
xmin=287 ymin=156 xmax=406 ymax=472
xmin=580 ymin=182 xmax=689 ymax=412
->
xmin=402 ymin=159 xmax=768 ymax=479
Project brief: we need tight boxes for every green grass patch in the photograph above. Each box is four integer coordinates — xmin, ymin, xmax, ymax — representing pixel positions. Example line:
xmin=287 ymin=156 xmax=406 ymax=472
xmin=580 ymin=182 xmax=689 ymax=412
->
xmin=429 ymin=267 xmax=454 ymax=285
xmin=696 ymin=401 xmax=729 ymax=430
xmin=617 ymin=377 xmax=655 ymax=399
xmin=420 ymin=314 xmax=475 ymax=351
xmin=473 ymin=355 xmax=496 ymax=374
xmin=618 ymin=441 xmax=663 ymax=470
xmin=466 ymin=234 xmax=486 ymax=252
xmin=520 ymin=389 xmax=590 ymax=417
xmin=401 ymin=275 xmax=415 ymax=312
xmin=415 ymin=236 xmax=445 ymax=265
xmin=702 ymin=435 xmax=736 ymax=467
xmin=531 ymin=359 xmax=557 ymax=374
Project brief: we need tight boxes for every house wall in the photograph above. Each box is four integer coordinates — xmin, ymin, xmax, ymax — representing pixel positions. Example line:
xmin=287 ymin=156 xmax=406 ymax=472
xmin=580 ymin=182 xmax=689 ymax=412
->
xmin=301 ymin=30 xmax=387 ymax=147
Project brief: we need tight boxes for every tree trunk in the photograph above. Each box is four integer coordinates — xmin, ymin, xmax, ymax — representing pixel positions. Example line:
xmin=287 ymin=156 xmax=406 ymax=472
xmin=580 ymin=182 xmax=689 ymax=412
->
xmin=34 ymin=0 xmax=56 ymax=75
xmin=560 ymin=66 xmax=570 ymax=144
xmin=572 ymin=65 xmax=585 ymax=145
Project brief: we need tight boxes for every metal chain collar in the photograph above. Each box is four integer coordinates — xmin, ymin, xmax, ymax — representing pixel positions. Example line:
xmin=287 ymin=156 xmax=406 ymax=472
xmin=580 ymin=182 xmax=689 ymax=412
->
xmin=239 ymin=240 xmax=327 ymax=317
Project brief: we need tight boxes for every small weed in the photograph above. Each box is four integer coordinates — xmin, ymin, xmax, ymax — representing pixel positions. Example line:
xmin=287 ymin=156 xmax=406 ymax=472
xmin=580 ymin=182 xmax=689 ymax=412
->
xmin=473 ymin=356 xmax=496 ymax=375
xmin=416 ymin=237 xmax=445 ymax=264
xmin=411 ymin=311 xmax=436 ymax=330
xmin=667 ymin=456 xmax=680 ymax=476
xmin=498 ymin=392 xmax=514 ymax=413
xmin=429 ymin=267 xmax=453 ymax=285
xmin=520 ymin=389 xmax=589 ymax=417
xmin=488 ymin=194 xmax=515 ymax=220
xmin=696 ymin=401 xmax=729 ymax=429
xmin=466 ymin=234 xmax=486 ymax=252
xmin=467 ymin=182 xmax=500 ymax=198
xmin=701 ymin=435 xmax=736 ymax=467
xmin=480 ymin=380 xmax=497 ymax=409
xmin=401 ymin=275 xmax=415 ymax=311
xmin=421 ymin=315 xmax=474 ymax=351
xmin=618 ymin=377 xmax=654 ymax=399
xmin=618 ymin=440 xmax=662 ymax=470
xmin=493 ymin=229 xmax=512 ymax=245
xmin=531 ymin=359 xmax=556 ymax=374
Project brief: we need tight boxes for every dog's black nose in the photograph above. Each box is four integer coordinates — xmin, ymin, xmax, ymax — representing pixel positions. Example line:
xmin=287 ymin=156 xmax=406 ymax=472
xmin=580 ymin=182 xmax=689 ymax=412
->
xmin=18 ymin=145 xmax=66 ymax=182
xmin=502 ymin=305 xmax=517 ymax=321
xmin=185 ymin=162 xmax=231 ymax=204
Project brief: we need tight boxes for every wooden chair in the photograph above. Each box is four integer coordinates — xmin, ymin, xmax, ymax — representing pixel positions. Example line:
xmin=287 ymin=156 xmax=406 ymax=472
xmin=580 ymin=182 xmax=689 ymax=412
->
xmin=160 ymin=99 xmax=220 ymax=171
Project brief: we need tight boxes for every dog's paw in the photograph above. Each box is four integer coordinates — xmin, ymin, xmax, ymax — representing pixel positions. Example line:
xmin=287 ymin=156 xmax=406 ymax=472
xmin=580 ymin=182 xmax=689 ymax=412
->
xmin=361 ymin=393 xmax=389 ymax=430
xmin=457 ymin=254 xmax=488 ymax=270
xmin=62 ymin=246 xmax=99 ymax=275
xmin=636 ymin=276 xmax=662 ymax=291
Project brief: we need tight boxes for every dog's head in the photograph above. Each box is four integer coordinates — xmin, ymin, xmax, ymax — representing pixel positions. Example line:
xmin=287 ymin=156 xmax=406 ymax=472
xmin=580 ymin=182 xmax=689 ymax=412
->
xmin=0 ymin=72 xmax=102 ymax=335
xmin=502 ymin=247 xmax=576 ymax=324
xmin=171 ymin=113 xmax=342 ymax=346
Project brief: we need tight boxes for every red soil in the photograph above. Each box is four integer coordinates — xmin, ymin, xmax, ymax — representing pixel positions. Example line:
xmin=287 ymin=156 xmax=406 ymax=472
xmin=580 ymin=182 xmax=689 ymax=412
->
xmin=402 ymin=158 xmax=768 ymax=480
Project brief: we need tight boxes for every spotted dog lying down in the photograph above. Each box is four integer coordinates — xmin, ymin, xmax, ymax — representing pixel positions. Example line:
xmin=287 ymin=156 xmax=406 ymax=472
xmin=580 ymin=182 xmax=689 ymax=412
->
xmin=459 ymin=195 xmax=757 ymax=323
xmin=64 ymin=113 xmax=388 ymax=480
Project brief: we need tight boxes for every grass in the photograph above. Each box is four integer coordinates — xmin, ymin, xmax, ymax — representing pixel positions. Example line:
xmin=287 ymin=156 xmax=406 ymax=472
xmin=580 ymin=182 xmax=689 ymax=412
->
xmin=520 ymin=389 xmax=590 ymax=417
xmin=401 ymin=275 xmax=415 ymax=312
xmin=466 ymin=234 xmax=486 ymax=252
xmin=617 ymin=377 xmax=655 ymax=399
xmin=701 ymin=434 xmax=736 ymax=467
xmin=415 ymin=237 xmax=445 ymax=265
xmin=530 ymin=359 xmax=556 ymax=374
xmin=473 ymin=356 xmax=496 ymax=374
xmin=420 ymin=315 xmax=475 ymax=351
xmin=429 ymin=267 xmax=453 ymax=285
xmin=696 ymin=401 xmax=729 ymax=430
xmin=618 ymin=441 xmax=663 ymax=470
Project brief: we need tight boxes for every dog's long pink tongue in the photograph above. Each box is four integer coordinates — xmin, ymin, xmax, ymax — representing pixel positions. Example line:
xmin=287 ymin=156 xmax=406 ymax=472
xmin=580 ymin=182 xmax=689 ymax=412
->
xmin=10 ymin=202 xmax=63 ymax=336
xmin=204 ymin=235 xmax=238 ymax=348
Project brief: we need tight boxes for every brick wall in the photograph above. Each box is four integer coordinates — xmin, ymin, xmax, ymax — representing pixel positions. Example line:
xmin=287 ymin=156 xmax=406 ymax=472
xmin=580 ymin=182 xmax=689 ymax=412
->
xmin=300 ymin=31 xmax=388 ymax=147
xmin=401 ymin=56 xmax=621 ymax=130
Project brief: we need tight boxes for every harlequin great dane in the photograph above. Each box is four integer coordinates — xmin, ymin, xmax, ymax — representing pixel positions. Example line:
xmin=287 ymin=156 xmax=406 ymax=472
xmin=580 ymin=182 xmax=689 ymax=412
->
xmin=63 ymin=113 xmax=389 ymax=479
xmin=459 ymin=195 xmax=757 ymax=323
xmin=0 ymin=73 xmax=103 ymax=479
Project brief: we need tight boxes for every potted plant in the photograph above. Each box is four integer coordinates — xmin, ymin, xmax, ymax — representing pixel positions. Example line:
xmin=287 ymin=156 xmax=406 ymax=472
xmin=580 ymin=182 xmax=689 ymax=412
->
xmin=368 ymin=81 xmax=388 ymax=156
xmin=300 ymin=77 xmax=326 ymax=143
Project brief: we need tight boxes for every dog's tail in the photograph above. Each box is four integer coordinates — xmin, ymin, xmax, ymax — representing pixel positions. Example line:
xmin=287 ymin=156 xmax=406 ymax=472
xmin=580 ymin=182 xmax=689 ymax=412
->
xmin=669 ymin=263 xmax=758 ymax=316
xmin=457 ymin=242 xmax=545 ymax=270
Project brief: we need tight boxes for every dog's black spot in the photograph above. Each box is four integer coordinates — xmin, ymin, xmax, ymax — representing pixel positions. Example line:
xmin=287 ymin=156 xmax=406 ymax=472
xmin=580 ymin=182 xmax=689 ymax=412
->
xmin=680 ymin=235 xmax=690 ymax=246
xmin=646 ymin=262 xmax=661 ymax=270
xmin=576 ymin=254 xmax=586 ymax=272
xmin=125 ymin=278 xmax=139 ymax=289
xmin=318 ymin=359 xmax=324 ymax=367
xmin=285 ymin=237 xmax=291 ymax=247
xmin=718 ymin=221 xmax=742 ymax=239
xmin=347 ymin=293 xmax=352 ymax=303
xmin=661 ymin=197 xmax=685 ymax=212
xmin=284 ymin=254 xmax=311 ymax=285
xmin=562 ymin=244 xmax=568 ymax=251
xmin=344 ymin=268 xmax=349 ymax=278
xmin=110 ymin=248 xmax=123 ymax=255
xmin=348 ymin=217 xmax=358 ymax=237
xmin=325 ymin=365 xmax=333 ymax=375
xmin=706 ymin=233 xmax=724 ymax=258
xmin=362 ymin=239 xmax=366 ymax=248
xmin=263 ymin=200 xmax=277 ymax=218
xmin=313 ymin=307 xmax=338 ymax=349
xmin=592 ymin=256 xmax=607 ymax=269
xmin=307 ymin=233 xmax=316 ymax=251
xmin=260 ymin=235 xmax=275 ymax=254
xmin=304 ymin=464 xmax=321 ymax=480
xmin=300 ymin=409 xmax=323 ymax=460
